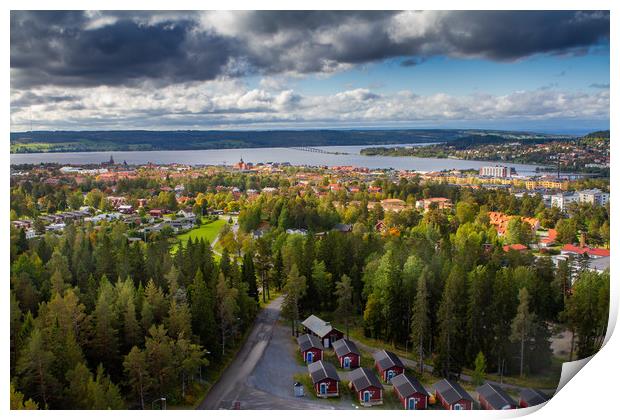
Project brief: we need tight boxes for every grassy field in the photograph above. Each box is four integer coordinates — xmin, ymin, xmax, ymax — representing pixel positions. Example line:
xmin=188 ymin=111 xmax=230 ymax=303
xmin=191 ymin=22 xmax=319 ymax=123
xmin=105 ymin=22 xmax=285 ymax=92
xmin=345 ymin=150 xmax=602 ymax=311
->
xmin=170 ymin=218 xmax=227 ymax=253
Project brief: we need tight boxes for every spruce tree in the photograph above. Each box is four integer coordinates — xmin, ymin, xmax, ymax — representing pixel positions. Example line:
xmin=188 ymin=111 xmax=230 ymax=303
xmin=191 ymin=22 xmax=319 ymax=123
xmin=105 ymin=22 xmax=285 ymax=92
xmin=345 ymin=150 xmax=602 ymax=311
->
xmin=410 ymin=273 xmax=430 ymax=374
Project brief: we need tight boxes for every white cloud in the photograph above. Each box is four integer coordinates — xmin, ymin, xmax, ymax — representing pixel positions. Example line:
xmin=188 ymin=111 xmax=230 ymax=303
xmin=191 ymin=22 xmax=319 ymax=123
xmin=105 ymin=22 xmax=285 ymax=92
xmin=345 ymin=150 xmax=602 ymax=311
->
xmin=10 ymin=80 xmax=609 ymax=131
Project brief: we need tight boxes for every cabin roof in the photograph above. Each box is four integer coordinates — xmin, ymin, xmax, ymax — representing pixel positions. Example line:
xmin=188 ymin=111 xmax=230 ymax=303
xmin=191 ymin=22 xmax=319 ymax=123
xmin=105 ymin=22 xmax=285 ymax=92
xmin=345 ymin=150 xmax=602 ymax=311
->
xmin=332 ymin=338 xmax=360 ymax=358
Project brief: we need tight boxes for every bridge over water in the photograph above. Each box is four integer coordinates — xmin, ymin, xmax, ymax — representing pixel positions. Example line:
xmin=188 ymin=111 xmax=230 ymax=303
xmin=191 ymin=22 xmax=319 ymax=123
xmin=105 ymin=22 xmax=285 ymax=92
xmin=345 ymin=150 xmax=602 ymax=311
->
xmin=287 ymin=146 xmax=350 ymax=155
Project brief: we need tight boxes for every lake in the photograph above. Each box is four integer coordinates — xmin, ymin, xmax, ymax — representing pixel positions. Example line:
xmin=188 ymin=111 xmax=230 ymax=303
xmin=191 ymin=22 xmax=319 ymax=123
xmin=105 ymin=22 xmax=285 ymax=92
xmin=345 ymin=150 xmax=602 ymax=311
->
xmin=10 ymin=144 xmax=543 ymax=175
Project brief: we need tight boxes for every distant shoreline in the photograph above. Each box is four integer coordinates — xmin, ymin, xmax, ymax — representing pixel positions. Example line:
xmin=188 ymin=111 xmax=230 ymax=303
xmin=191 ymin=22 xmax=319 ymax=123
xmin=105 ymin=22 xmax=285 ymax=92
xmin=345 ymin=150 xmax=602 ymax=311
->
xmin=9 ymin=128 xmax=571 ymax=154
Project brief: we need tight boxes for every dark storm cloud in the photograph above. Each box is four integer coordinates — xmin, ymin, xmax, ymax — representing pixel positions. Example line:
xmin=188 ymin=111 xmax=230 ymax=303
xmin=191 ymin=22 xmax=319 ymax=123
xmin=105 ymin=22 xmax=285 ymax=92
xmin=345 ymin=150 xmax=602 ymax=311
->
xmin=11 ymin=11 xmax=238 ymax=88
xmin=10 ymin=10 xmax=610 ymax=89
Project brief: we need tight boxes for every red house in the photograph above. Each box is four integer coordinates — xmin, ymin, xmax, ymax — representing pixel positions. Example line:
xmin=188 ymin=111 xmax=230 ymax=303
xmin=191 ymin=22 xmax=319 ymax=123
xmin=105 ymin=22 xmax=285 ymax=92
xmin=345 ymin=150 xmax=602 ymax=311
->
xmin=149 ymin=209 xmax=163 ymax=218
xmin=332 ymin=338 xmax=360 ymax=369
xmin=308 ymin=360 xmax=340 ymax=398
xmin=297 ymin=334 xmax=323 ymax=364
xmin=476 ymin=383 xmax=517 ymax=410
xmin=301 ymin=315 xmax=344 ymax=348
xmin=373 ymin=350 xmax=405 ymax=382
xmin=433 ymin=379 xmax=474 ymax=410
xmin=391 ymin=372 xmax=429 ymax=410
xmin=502 ymin=244 xmax=528 ymax=252
xmin=349 ymin=367 xmax=384 ymax=406
xmin=519 ymin=388 xmax=550 ymax=408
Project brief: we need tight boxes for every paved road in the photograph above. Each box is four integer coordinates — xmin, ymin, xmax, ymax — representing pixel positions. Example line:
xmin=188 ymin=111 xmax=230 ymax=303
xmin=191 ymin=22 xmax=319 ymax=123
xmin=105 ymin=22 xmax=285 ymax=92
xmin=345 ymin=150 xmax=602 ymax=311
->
xmin=197 ymin=296 xmax=347 ymax=409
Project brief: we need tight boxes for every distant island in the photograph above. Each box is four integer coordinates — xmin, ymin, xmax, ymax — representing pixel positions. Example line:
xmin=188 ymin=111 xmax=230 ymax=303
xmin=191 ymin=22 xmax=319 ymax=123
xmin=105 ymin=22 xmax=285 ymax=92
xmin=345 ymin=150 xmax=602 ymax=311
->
xmin=360 ymin=130 xmax=609 ymax=175
xmin=10 ymin=128 xmax=570 ymax=154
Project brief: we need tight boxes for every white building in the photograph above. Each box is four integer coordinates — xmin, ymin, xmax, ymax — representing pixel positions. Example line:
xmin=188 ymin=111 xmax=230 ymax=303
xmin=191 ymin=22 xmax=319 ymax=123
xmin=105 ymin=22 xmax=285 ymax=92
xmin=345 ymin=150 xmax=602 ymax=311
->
xmin=479 ymin=166 xmax=512 ymax=178
xmin=578 ymin=189 xmax=609 ymax=206
xmin=551 ymin=193 xmax=579 ymax=212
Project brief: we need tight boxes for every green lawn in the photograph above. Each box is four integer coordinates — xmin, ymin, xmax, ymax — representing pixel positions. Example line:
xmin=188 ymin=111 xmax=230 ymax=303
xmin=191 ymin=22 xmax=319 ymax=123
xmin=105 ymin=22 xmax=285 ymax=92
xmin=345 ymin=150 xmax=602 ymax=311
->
xmin=171 ymin=218 xmax=226 ymax=253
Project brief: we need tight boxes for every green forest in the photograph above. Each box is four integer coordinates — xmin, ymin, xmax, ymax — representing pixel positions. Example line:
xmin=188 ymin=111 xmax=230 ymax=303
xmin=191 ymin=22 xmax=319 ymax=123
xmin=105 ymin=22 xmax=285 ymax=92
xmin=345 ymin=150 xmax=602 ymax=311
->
xmin=10 ymin=171 xmax=610 ymax=409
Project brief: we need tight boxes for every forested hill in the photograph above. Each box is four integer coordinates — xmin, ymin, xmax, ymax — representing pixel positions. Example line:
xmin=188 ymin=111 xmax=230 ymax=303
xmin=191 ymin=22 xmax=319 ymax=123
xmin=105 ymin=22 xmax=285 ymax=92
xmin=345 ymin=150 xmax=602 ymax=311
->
xmin=10 ymin=129 xmax=561 ymax=153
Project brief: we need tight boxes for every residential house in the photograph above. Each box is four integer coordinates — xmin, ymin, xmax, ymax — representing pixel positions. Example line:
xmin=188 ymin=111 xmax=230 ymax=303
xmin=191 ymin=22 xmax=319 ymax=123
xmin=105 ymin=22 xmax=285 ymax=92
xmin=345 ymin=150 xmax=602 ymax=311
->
xmin=519 ymin=388 xmax=550 ymax=408
xmin=301 ymin=315 xmax=344 ymax=348
xmin=476 ymin=383 xmax=517 ymax=410
xmin=391 ymin=373 xmax=429 ymax=410
xmin=502 ymin=244 xmax=528 ymax=252
xmin=561 ymin=244 xmax=610 ymax=258
xmin=373 ymin=350 xmax=405 ymax=383
xmin=297 ymin=334 xmax=323 ymax=364
xmin=415 ymin=197 xmax=452 ymax=212
xmin=308 ymin=360 xmax=340 ymax=398
xmin=348 ymin=367 xmax=384 ymax=406
xmin=539 ymin=229 xmax=557 ymax=248
xmin=332 ymin=338 xmax=360 ymax=369
xmin=433 ymin=379 xmax=474 ymax=410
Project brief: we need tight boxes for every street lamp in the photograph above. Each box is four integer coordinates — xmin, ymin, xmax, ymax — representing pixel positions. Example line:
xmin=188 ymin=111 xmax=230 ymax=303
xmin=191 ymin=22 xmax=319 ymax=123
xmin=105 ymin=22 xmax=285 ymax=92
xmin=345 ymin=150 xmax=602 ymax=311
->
xmin=152 ymin=397 xmax=166 ymax=410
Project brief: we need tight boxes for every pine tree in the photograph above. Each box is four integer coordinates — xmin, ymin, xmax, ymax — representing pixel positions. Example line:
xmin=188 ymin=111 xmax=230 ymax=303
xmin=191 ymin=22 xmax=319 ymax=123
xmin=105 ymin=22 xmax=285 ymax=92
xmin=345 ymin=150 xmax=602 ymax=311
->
xmin=312 ymin=260 xmax=332 ymax=310
xmin=144 ymin=325 xmax=175 ymax=398
xmin=410 ymin=272 xmax=430 ymax=374
xmin=91 ymin=276 xmax=119 ymax=371
xmin=188 ymin=269 xmax=217 ymax=354
xmin=166 ymin=300 xmax=192 ymax=339
xmin=174 ymin=336 xmax=207 ymax=400
xmin=270 ymin=249 xmax=284 ymax=291
xmin=123 ymin=346 xmax=152 ymax=409
xmin=89 ymin=364 xmax=124 ymax=409
xmin=281 ymin=264 xmax=307 ymax=335
xmin=17 ymin=328 xmax=59 ymax=408
xmin=435 ymin=266 xmax=467 ymax=377
xmin=216 ymin=273 xmax=239 ymax=356
xmin=10 ymin=382 xmax=39 ymax=409
xmin=510 ymin=288 xmax=534 ymax=377
xmin=65 ymin=362 xmax=92 ymax=409
xmin=116 ymin=277 xmax=141 ymax=351
xmin=334 ymin=274 xmax=354 ymax=339
xmin=241 ymin=253 xmax=258 ymax=301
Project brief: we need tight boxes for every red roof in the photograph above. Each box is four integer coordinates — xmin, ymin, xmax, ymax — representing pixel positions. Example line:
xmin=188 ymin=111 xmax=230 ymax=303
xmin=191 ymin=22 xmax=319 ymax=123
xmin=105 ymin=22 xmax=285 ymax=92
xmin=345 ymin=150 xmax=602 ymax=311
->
xmin=561 ymin=244 xmax=610 ymax=257
xmin=540 ymin=229 xmax=557 ymax=244
xmin=503 ymin=244 xmax=528 ymax=252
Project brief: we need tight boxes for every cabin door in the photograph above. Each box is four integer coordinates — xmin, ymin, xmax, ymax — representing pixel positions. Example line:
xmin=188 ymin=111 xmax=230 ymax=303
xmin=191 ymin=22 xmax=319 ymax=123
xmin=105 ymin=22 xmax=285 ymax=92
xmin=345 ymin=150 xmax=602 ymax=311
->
xmin=323 ymin=338 xmax=330 ymax=348
xmin=343 ymin=357 xmax=350 ymax=368
xmin=408 ymin=398 xmax=416 ymax=410
xmin=387 ymin=370 xmax=395 ymax=381
xmin=306 ymin=352 xmax=313 ymax=363
xmin=320 ymin=383 xmax=327 ymax=395
xmin=364 ymin=391 xmax=371 ymax=403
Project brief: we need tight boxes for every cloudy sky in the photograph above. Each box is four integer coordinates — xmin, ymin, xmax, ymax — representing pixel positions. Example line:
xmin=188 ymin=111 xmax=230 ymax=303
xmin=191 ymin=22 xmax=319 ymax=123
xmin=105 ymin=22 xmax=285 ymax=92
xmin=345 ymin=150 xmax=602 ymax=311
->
xmin=10 ymin=10 xmax=610 ymax=133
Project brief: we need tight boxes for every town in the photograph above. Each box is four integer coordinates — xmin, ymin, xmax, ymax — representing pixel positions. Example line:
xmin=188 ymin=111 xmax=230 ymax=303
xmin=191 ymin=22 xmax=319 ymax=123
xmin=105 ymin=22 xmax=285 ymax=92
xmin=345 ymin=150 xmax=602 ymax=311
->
xmin=10 ymin=157 xmax=609 ymax=410
xmin=9 ymin=9 xmax=611 ymax=413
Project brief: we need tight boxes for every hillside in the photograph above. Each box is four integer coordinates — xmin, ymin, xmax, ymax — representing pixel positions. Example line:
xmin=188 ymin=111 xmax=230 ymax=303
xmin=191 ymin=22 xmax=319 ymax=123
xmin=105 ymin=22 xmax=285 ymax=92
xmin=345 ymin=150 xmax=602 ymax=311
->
xmin=10 ymin=129 xmax=565 ymax=154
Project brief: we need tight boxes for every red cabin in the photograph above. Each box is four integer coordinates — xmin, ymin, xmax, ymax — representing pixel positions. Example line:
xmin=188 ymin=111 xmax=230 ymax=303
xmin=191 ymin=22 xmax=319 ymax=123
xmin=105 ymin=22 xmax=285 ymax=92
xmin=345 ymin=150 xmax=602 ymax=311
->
xmin=308 ymin=360 xmax=340 ymax=398
xmin=301 ymin=315 xmax=344 ymax=348
xmin=349 ymin=367 xmax=384 ymax=406
xmin=332 ymin=338 xmax=360 ymax=369
xmin=297 ymin=334 xmax=323 ymax=364
xmin=476 ymin=383 xmax=517 ymax=410
xmin=433 ymin=379 xmax=474 ymax=410
xmin=391 ymin=373 xmax=429 ymax=410
xmin=519 ymin=388 xmax=550 ymax=408
xmin=373 ymin=349 xmax=405 ymax=383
